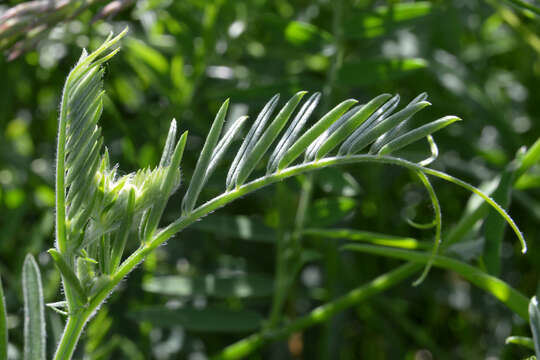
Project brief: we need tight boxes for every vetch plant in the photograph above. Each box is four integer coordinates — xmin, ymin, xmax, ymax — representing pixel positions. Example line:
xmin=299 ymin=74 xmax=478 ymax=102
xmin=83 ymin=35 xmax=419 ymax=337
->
xmin=1 ymin=29 xmax=535 ymax=359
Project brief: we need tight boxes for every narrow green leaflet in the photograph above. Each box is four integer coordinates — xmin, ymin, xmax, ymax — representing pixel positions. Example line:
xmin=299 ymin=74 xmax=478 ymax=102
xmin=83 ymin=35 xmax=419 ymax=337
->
xmin=378 ymin=116 xmax=461 ymax=155
xmin=226 ymin=94 xmax=280 ymax=189
xmin=344 ymin=101 xmax=431 ymax=155
xmin=23 ymin=254 xmax=46 ymax=360
xmin=143 ymin=130 xmax=188 ymax=241
xmin=48 ymin=249 xmax=87 ymax=304
xmin=340 ymin=94 xmax=401 ymax=154
xmin=0 ymin=276 xmax=7 ymax=360
xmin=530 ymin=296 xmax=540 ymax=358
xmin=158 ymin=119 xmax=178 ymax=168
xmin=343 ymin=244 xmax=529 ymax=318
xmin=305 ymin=103 xmax=361 ymax=160
xmin=267 ymin=92 xmax=321 ymax=173
xmin=206 ymin=115 xmax=249 ymax=178
xmin=183 ymin=100 xmax=229 ymax=214
xmin=235 ymin=91 xmax=306 ymax=186
xmin=370 ymin=92 xmax=428 ymax=154
xmin=316 ymin=93 xmax=392 ymax=159
xmin=278 ymin=99 xmax=357 ymax=169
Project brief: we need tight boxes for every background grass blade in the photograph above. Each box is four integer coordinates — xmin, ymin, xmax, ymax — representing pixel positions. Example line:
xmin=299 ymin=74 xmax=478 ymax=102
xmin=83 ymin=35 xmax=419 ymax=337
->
xmin=206 ymin=116 xmax=249 ymax=179
xmin=0 ymin=275 xmax=7 ymax=360
xmin=343 ymin=244 xmax=529 ymax=319
xmin=213 ymin=262 xmax=422 ymax=360
xmin=23 ymin=254 xmax=46 ymax=360
xmin=516 ymin=136 xmax=540 ymax=180
xmin=483 ymin=168 xmax=515 ymax=276
xmin=529 ymin=296 xmax=540 ymax=358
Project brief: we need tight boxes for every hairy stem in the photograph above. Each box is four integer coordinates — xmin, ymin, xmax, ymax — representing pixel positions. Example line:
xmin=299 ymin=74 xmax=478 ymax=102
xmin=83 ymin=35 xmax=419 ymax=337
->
xmin=53 ymin=242 xmax=153 ymax=359
xmin=54 ymin=311 xmax=89 ymax=360
xmin=152 ymin=155 xmax=526 ymax=253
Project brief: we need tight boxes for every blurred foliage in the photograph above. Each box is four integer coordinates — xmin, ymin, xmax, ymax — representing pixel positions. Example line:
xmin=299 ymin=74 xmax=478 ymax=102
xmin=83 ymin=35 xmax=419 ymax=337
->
xmin=0 ymin=0 xmax=540 ymax=359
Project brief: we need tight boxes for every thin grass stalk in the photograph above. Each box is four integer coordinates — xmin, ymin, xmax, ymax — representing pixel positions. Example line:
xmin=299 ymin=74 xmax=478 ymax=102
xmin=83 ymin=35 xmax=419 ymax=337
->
xmin=212 ymin=262 xmax=422 ymax=360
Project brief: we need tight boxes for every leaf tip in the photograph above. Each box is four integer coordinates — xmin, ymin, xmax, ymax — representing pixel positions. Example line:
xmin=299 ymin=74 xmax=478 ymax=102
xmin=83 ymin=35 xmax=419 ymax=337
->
xmin=23 ymin=253 xmax=36 ymax=267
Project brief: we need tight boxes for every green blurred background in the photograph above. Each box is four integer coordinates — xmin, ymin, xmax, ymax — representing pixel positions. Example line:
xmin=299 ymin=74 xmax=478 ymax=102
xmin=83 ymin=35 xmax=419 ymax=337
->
xmin=0 ymin=0 xmax=539 ymax=358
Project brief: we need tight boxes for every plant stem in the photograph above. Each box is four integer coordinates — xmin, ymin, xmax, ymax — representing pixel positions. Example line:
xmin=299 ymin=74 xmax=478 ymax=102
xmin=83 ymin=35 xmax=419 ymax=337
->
xmin=212 ymin=262 xmax=422 ymax=360
xmin=54 ymin=311 xmax=90 ymax=360
xmin=153 ymin=155 xmax=526 ymax=253
xmin=54 ymin=243 xmax=153 ymax=359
